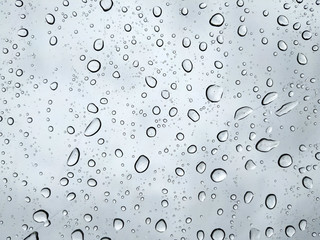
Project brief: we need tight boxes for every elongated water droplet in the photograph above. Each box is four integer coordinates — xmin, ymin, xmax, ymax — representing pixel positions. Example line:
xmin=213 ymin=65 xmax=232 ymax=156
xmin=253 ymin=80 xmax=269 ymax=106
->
xmin=67 ymin=147 xmax=80 ymax=166
xmin=244 ymin=191 xmax=254 ymax=204
xmin=262 ymin=92 xmax=278 ymax=105
xmin=71 ymin=229 xmax=84 ymax=240
xmin=297 ymin=53 xmax=308 ymax=65
xmin=84 ymin=118 xmax=101 ymax=137
xmin=277 ymin=15 xmax=289 ymax=26
xmin=187 ymin=109 xmax=200 ymax=122
xmin=18 ymin=28 xmax=28 ymax=37
xmin=113 ymin=218 xmax=124 ymax=231
xmin=299 ymin=219 xmax=307 ymax=231
xmin=211 ymin=168 xmax=227 ymax=183
xmin=234 ymin=106 xmax=253 ymax=120
xmin=198 ymin=191 xmax=206 ymax=202
xmin=135 ymin=155 xmax=150 ymax=173
xmin=33 ymin=210 xmax=50 ymax=227
xmin=265 ymin=194 xmax=277 ymax=209
xmin=24 ymin=232 xmax=39 ymax=240
xmin=153 ymin=6 xmax=162 ymax=17
xmin=145 ymin=76 xmax=157 ymax=88
xmin=238 ymin=25 xmax=247 ymax=37
xmin=45 ymin=13 xmax=55 ymax=25
xmin=155 ymin=219 xmax=167 ymax=232
xmin=275 ymin=101 xmax=298 ymax=116
xmin=302 ymin=176 xmax=313 ymax=189
xmin=249 ymin=228 xmax=261 ymax=240
xmin=93 ymin=38 xmax=104 ymax=51
xmin=196 ymin=161 xmax=206 ymax=174
xmin=206 ymin=84 xmax=223 ymax=102
xmin=278 ymin=154 xmax=293 ymax=168
xmin=99 ymin=0 xmax=113 ymax=12
xmin=182 ymin=59 xmax=193 ymax=73
xmin=256 ymin=138 xmax=279 ymax=152
xmin=197 ymin=230 xmax=205 ymax=240
xmin=209 ymin=13 xmax=224 ymax=27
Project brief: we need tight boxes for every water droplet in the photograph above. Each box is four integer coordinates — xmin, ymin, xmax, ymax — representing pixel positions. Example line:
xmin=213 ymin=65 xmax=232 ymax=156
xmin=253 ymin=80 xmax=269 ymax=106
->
xmin=302 ymin=176 xmax=313 ymax=189
xmin=153 ymin=6 xmax=162 ymax=17
xmin=265 ymin=227 xmax=274 ymax=238
xmin=244 ymin=191 xmax=254 ymax=204
xmin=297 ymin=53 xmax=308 ymax=65
xmin=155 ymin=219 xmax=167 ymax=232
xmin=135 ymin=155 xmax=150 ymax=173
xmin=211 ymin=228 xmax=225 ymax=240
xmin=49 ymin=36 xmax=58 ymax=46
xmin=87 ymin=60 xmax=101 ymax=73
xmin=262 ymin=92 xmax=278 ymax=105
xmin=198 ymin=191 xmax=206 ymax=202
xmin=182 ymin=37 xmax=191 ymax=48
xmin=71 ymin=229 xmax=84 ymax=240
xmin=87 ymin=178 xmax=97 ymax=187
xmin=245 ymin=160 xmax=256 ymax=170
xmin=175 ymin=167 xmax=185 ymax=177
xmin=211 ymin=168 xmax=227 ymax=183
xmin=196 ymin=161 xmax=206 ymax=174
xmin=302 ymin=30 xmax=312 ymax=40
xmin=187 ymin=109 xmax=200 ymax=122
xmin=206 ymin=84 xmax=223 ymax=103
xmin=209 ymin=13 xmax=225 ymax=27
xmin=256 ymin=138 xmax=279 ymax=152
xmin=234 ymin=106 xmax=253 ymax=121
xmin=41 ymin=187 xmax=51 ymax=198
xmin=24 ymin=232 xmax=39 ymax=240
xmin=278 ymin=154 xmax=293 ymax=168
xmin=285 ymin=225 xmax=296 ymax=237
xmin=45 ymin=13 xmax=55 ymax=25
xmin=84 ymin=118 xmax=102 ymax=137
xmin=277 ymin=40 xmax=288 ymax=51
xmin=197 ymin=230 xmax=205 ymax=240
xmin=145 ymin=76 xmax=157 ymax=88
xmin=238 ymin=25 xmax=248 ymax=37
xmin=93 ymin=38 xmax=104 ymax=51
xmin=113 ymin=218 xmax=124 ymax=231
xmin=18 ymin=28 xmax=28 ymax=37
xmin=99 ymin=0 xmax=113 ymax=12
xmin=217 ymin=130 xmax=228 ymax=142
xmin=299 ymin=219 xmax=307 ymax=231
xmin=277 ymin=15 xmax=289 ymax=26
xmin=182 ymin=59 xmax=193 ymax=73
xmin=67 ymin=147 xmax=80 ymax=166
xmin=275 ymin=101 xmax=298 ymax=116
xmin=265 ymin=194 xmax=277 ymax=209
xmin=33 ymin=210 xmax=51 ymax=227
xmin=87 ymin=103 xmax=99 ymax=113
xmin=249 ymin=228 xmax=261 ymax=240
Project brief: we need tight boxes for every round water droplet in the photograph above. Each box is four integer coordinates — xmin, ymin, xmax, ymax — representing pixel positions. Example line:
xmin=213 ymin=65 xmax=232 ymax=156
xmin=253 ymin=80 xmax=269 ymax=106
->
xmin=87 ymin=103 xmax=99 ymax=113
xmin=146 ymin=127 xmax=156 ymax=137
xmin=49 ymin=36 xmax=58 ymax=46
xmin=153 ymin=6 xmax=162 ymax=17
xmin=198 ymin=191 xmax=206 ymax=202
xmin=113 ymin=218 xmax=124 ymax=231
xmin=278 ymin=154 xmax=293 ymax=168
xmin=33 ymin=210 xmax=50 ymax=227
xmin=302 ymin=176 xmax=313 ymax=189
xmin=211 ymin=228 xmax=225 ymax=240
xmin=211 ymin=168 xmax=227 ymax=183
xmin=45 ymin=13 xmax=55 ymax=25
xmin=206 ymin=84 xmax=223 ymax=103
xmin=209 ymin=13 xmax=225 ymax=27
xmin=214 ymin=61 xmax=223 ymax=69
xmin=135 ymin=155 xmax=150 ymax=173
xmin=196 ymin=161 xmax=206 ymax=174
xmin=182 ymin=59 xmax=193 ymax=73
xmin=99 ymin=0 xmax=113 ymax=12
xmin=217 ymin=130 xmax=228 ymax=142
xmin=71 ymin=229 xmax=84 ymax=240
xmin=84 ymin=118 xmax=101 ymax=137
xmin=244 ymin=191 xmax=254 ymax=204
xmin=87 ymin=60 xmax=101 ymax=73
xmin=182 ymin=37 xmax=191 ymax=48
xmin=265 ymin=194 xmax=277 ymax=209
xmin=18 ymin=28 xmax=28 ymax=37
xmin=67 ymin=147 xmax=80 ymax=166
xmin=175 ymin=167 xmax=185 ymax=177
xmin=187 ymin=109 xmax=200 ymax=122
xmin=145 ymin=76 xmax=157 ymax=88
xmin=297 ymin=53 xmax=308 ymax=65
xmin=285 ymin=225 xmax=296 ymax=237
xmin=93 ymin=38 xmax=104 ymax=51
xmin=155 ymin=219 xmax=167 ymax=233
xmin=256 ymin=138 xmax=279 ymax=152
xmin=277 ymin=15 xmax=289 ymax=26
xmin=265 ymin=227 xmax=274 ymax=238
xmin=277 ymin=40 xmax=288 ymax=51
xmin=41 ymin=188 xmax=51 ymax=198
xmin=302 ymin=30 xmax=312 ymax=40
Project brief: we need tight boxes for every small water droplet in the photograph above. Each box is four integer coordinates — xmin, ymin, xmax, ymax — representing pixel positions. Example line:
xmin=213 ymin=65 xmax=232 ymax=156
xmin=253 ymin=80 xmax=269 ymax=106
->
xmin=145 ymin=76 xmax=157 ymax=88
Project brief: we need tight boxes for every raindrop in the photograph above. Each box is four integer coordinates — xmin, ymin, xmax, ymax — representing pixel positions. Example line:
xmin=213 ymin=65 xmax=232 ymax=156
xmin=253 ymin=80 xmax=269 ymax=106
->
xmin=113 ymin=218 xmax=124 ymax=231
xmin=209 ymin=13 xmax=225 ymax=27
xmin=265 ymin=194 xmax=277 ymax=209
xmin=217 ymin=130 xmax=228 ymax=142
xmin=33 ymin=210 xmax=51 ymax=227
xmin=196 ymin=162 xmax=206 ymax=174
xmin=41 ymin=188 xmax=51 ymax=198
xmin=182 ymin=59 xmax=193 ymax=73
xmin=277 ymin=15 xmax=289 ymax=26
xmin=146 ymin=127 xmax=156 ymax=137
xmin=87 ymin=60 xmax=101 ymax=73
xmin=67 ymin=147 xmax=80 ymax=166
xmin=275 ymin=101 xmax=298 ymax=116
xmin=175 ymin=167 xmax=185 ymax=177
xmin=135 ymin=155 xmax=150 ymax=173
xmin=277 ymin=40 xmax=288 ymax=51
xmin=145 ymin=76 xmax=157 ymax=88
xmin=234 ymin=106 xmax=253 ymax=121
xmin=249 ymin=228 xmax=261 ymax=240
xmin=211 ymin=228 xmax=225 ymax=240
xmin=84 ymin=118 xmax=102 ymax=137
xmin=87 ymin=178 xmax=97 ymax=187
xmin=256 ymin=138 xmax=279 ymax=152
xmin=238 ymin=25 xmax=248 ymax=37
xmin=278 ymin=154 xmax=293 ymax=168
xmin=24 ymin=232 xmax=39 ymax=240
xmin=299 ymin=219 xmax=307 ymax=231
xmin=153 ymin=6 xmax=162 ymax=17
xmin=211 ymin=168 xmax=227 ymax=183
xmin=302 ymin=176 xmax=313 ymax=189
xmin=206 ymin=84 xmax=223 ymax=103
xmin=182 ymin=37 xmax=191 ymax=48
xmin=197 ymin=230 xmax=205 ymax=240
xmin=18 ymin=28 xmax=29 ymax=37
xmin=71 ymin=229 xmax=84 ymax=240
xmin=244 ymin=191 xmax=254 ymax=204
xmin=285 ymin=225 xmax=296 ymax=238
xmin=45 ymin=13 xmax=55 ymax=25
xmin=155 ymin=219 xmax=167 ymax=232
xmin=93 ymin=39 xmax=104 ymax=51
xmin=99 ymin=0 xmax=113 ymax=12
xmin=87 ymin=103 xmax=99 ymax=113
xmin=297 ymin=53 xmax=308 ymax=65
xmin=262 ymin=92 xmax=278 ymax=105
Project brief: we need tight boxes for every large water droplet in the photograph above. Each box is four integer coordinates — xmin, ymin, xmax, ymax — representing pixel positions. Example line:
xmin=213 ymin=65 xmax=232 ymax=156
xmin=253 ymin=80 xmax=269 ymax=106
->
xmin=275 ymin=101 xmax=298 ymax=116
xmin=71 ymin=229 xmax=84 ymax=240
xmin=87 ymin=60 xmax=101 ymax=73
xmin=244 ymin=191 xmax=254 ymax=204
xmin=67 ymin=147 xmax=80 ymax=166
xmin=297 ymin=53 xmax=308 ymax=65
xmin=18 ymin=28 xmax=29 ymax=37
xmin=299 ymin=219 xmax=307 ymax=231
xmin=45 ymin=13 xmax=55 ymax=25
xmin=196 ymin=161 xmax=206 ymax=174
xmin=278 ymin=154 xmax=293 ymax=168
xmin=262 ymin=92 xmax=278 ymax=105
xmin=277 ymin=15 xmax=289 ymax=26
xmin=265 ymin=194 xmax=277 ymax=209
xmin=113 ymin=218 xmax=124 ymax=231
xmin=256 ymin=138 xmax=279 ymax=152
xmin=145 ymin=76 xmax=157 ymax=88
xmin=211 ymin=168 xmax=227 ymax=183
xmin=285 ymin=225 xmax=296 ymax=237
xmin=84 ymin=118 xmax=101 ymax=137
xmin=211 ymin=228 xmax=225 ymax=240
xmin=234 ymin=106 xmax=253 ymax=121
xmin=206 ymin=84 xmax=223 ymax=103
xmin=182 ymin=59 xmax=193 ymax=73
xmin=33 ymin=210 xmax=51 ymax=227
xmin=187 ymin=109 xmax=200 ymax=122
xmin=209 ymin=13 xmax=225 ymax=27
xmin=99 ymin=0 xmax=113 ymax=12
xmin=249 ymin=228 xmax=261 ymax=240
xmin=153 ymin=6 xmax=162 ymax=17
xmin=155 ymin=219 xmax=167 ymax=232
xmin=93 ymin=38 xmax=104 ymax=51
xmin=217 ymin=130 xmax=228 ymax=142
xmin=134 ymin=155 xmax=150 ymax=173
xmin=238 ymin=25 xmax=248 ymax=37
xmin=302 ymin=176 xmax=313 ymax=189
xmin=197 ymin=230 xmax=205 ymax=240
